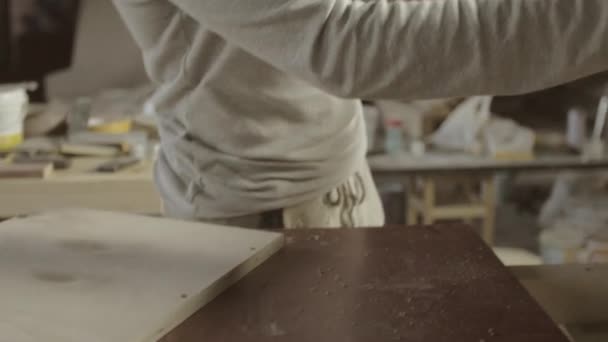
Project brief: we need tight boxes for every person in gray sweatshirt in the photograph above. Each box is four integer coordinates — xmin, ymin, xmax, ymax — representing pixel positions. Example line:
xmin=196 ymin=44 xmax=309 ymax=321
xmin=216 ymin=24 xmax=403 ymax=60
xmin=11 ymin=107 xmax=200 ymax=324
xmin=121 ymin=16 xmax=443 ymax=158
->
xmin=113 ymin=0 xmax=608 ymax=229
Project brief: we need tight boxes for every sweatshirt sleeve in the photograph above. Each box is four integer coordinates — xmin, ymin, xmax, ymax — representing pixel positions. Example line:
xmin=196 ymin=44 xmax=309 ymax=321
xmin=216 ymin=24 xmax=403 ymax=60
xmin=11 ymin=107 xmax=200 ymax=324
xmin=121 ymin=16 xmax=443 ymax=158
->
xmin=125 ymin=0 xmax=608 ymax=100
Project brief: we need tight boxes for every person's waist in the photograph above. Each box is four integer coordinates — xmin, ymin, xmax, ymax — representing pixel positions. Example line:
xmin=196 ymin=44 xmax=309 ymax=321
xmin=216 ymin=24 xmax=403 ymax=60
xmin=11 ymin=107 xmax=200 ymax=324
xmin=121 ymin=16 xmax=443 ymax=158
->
xmin=156 ymin=141 xmax=367 ymax=220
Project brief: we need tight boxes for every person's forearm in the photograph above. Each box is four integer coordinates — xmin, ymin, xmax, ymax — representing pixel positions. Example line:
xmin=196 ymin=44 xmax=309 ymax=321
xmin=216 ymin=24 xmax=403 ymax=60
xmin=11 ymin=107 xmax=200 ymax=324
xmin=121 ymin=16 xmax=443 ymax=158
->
xmin=137 ymin=0 xmax=608 ymax=99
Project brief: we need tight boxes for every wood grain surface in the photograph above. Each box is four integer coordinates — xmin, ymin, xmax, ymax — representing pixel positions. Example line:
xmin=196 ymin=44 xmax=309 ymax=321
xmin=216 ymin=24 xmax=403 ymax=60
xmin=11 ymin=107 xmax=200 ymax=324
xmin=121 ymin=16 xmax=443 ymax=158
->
xmin=163 ymin=225 xmax=568 ymax=342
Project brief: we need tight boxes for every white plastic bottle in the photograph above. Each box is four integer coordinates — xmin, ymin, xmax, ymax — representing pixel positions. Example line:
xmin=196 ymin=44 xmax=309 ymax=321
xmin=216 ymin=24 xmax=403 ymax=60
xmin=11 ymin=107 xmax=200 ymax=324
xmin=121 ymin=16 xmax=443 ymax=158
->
xmin=384 ymin=118 xmax=403 ymax=155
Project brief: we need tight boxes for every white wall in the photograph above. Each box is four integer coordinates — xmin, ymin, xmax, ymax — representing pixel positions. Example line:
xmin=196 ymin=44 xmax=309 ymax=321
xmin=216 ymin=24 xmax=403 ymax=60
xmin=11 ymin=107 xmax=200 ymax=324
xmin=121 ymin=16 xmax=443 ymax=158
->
xmin=47 ymin=0 xmax=148 ymax=99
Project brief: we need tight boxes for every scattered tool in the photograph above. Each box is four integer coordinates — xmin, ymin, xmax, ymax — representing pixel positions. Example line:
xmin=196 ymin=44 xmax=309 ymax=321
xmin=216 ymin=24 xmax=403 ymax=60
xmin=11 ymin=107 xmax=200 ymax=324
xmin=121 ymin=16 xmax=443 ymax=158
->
xmin=95 ymin=156 xmax=140 ymax=173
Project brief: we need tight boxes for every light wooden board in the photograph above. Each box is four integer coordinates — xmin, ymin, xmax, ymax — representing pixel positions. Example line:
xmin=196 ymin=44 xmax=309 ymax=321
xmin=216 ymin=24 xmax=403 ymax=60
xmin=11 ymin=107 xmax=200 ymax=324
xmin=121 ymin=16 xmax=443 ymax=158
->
xmin=0 ymin=209 xmax=284 ymax=342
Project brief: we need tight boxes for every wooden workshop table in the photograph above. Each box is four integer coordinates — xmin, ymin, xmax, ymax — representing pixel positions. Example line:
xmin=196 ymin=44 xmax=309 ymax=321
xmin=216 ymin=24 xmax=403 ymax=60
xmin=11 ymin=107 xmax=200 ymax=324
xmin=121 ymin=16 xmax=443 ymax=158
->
xmin=369 ymin=153 xmax=608 ymax=177
xmin=162 ymin=225 xmax=568 ymax=342
xmin=0 ymin=157 xmax=159 ymax=218
xmin=368 ymin=152 xmax=608 ymax=245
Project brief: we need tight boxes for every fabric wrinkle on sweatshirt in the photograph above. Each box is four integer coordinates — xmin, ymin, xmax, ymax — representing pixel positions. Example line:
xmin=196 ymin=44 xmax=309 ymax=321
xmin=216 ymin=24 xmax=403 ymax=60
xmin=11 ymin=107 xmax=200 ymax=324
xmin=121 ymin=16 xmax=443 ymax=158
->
xmin=113 ymin=0 xmax=608 ymax=220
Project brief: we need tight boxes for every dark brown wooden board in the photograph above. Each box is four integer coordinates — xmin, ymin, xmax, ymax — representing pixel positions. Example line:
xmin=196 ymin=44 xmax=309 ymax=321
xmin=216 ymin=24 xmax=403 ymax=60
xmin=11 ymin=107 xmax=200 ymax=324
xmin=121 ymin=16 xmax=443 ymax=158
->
xmin=162 ymin=226 xmax=568 ymax=342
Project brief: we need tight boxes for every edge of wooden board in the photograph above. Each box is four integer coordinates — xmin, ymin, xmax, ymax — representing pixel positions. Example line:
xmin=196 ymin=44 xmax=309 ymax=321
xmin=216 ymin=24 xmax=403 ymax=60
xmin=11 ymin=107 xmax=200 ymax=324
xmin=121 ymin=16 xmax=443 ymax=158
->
xmin=145 ymin=233 xmax=285 ymax=342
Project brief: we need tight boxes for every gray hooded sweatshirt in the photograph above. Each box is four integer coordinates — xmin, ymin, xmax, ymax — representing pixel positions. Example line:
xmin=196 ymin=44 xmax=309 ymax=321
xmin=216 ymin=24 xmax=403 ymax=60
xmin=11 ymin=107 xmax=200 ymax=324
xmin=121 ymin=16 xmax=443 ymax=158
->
xmin=113 ymin=0 xmax=608 ymax=220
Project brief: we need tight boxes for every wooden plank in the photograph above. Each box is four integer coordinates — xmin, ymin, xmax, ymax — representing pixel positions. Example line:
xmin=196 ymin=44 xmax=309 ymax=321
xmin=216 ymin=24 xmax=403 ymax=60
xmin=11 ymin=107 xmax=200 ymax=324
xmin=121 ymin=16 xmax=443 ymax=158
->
xmin=430 ymin=205 xmax=486 ymax=219
xmin=0 ymin=210 xmax=284 ymax=342
xmin=60 ymin=143 xmax=121 ymax=157
xmin=163 ymin=226 xmax=568 ymax=342
xmin=0 ymin=178 xmax=161 ymax=217
xmin=0 ymin=158 xmax=158 ymax=218
xmin=68 ymin=131 xmax=148 ymax=153
xmin=12 ymin=154 xmax=72 ymax=170
xmin=0 ymin=163 xmax=53 ymax=179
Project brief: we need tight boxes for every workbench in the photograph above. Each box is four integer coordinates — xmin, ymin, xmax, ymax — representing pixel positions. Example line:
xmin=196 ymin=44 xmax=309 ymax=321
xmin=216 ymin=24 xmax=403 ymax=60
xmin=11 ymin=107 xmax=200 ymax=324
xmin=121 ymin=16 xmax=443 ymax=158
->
xmin=0 ymin=157 xmax=159 ymax=218
xmin=369 ymin=152 xmax=608 ymax=178
xmin=4 ymin=151 xmax=608 ymax=226
xmin=161 ymin=225 xmax=569 ymax=342
xmin=369 ymin=152 xmax=608 ymax=244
